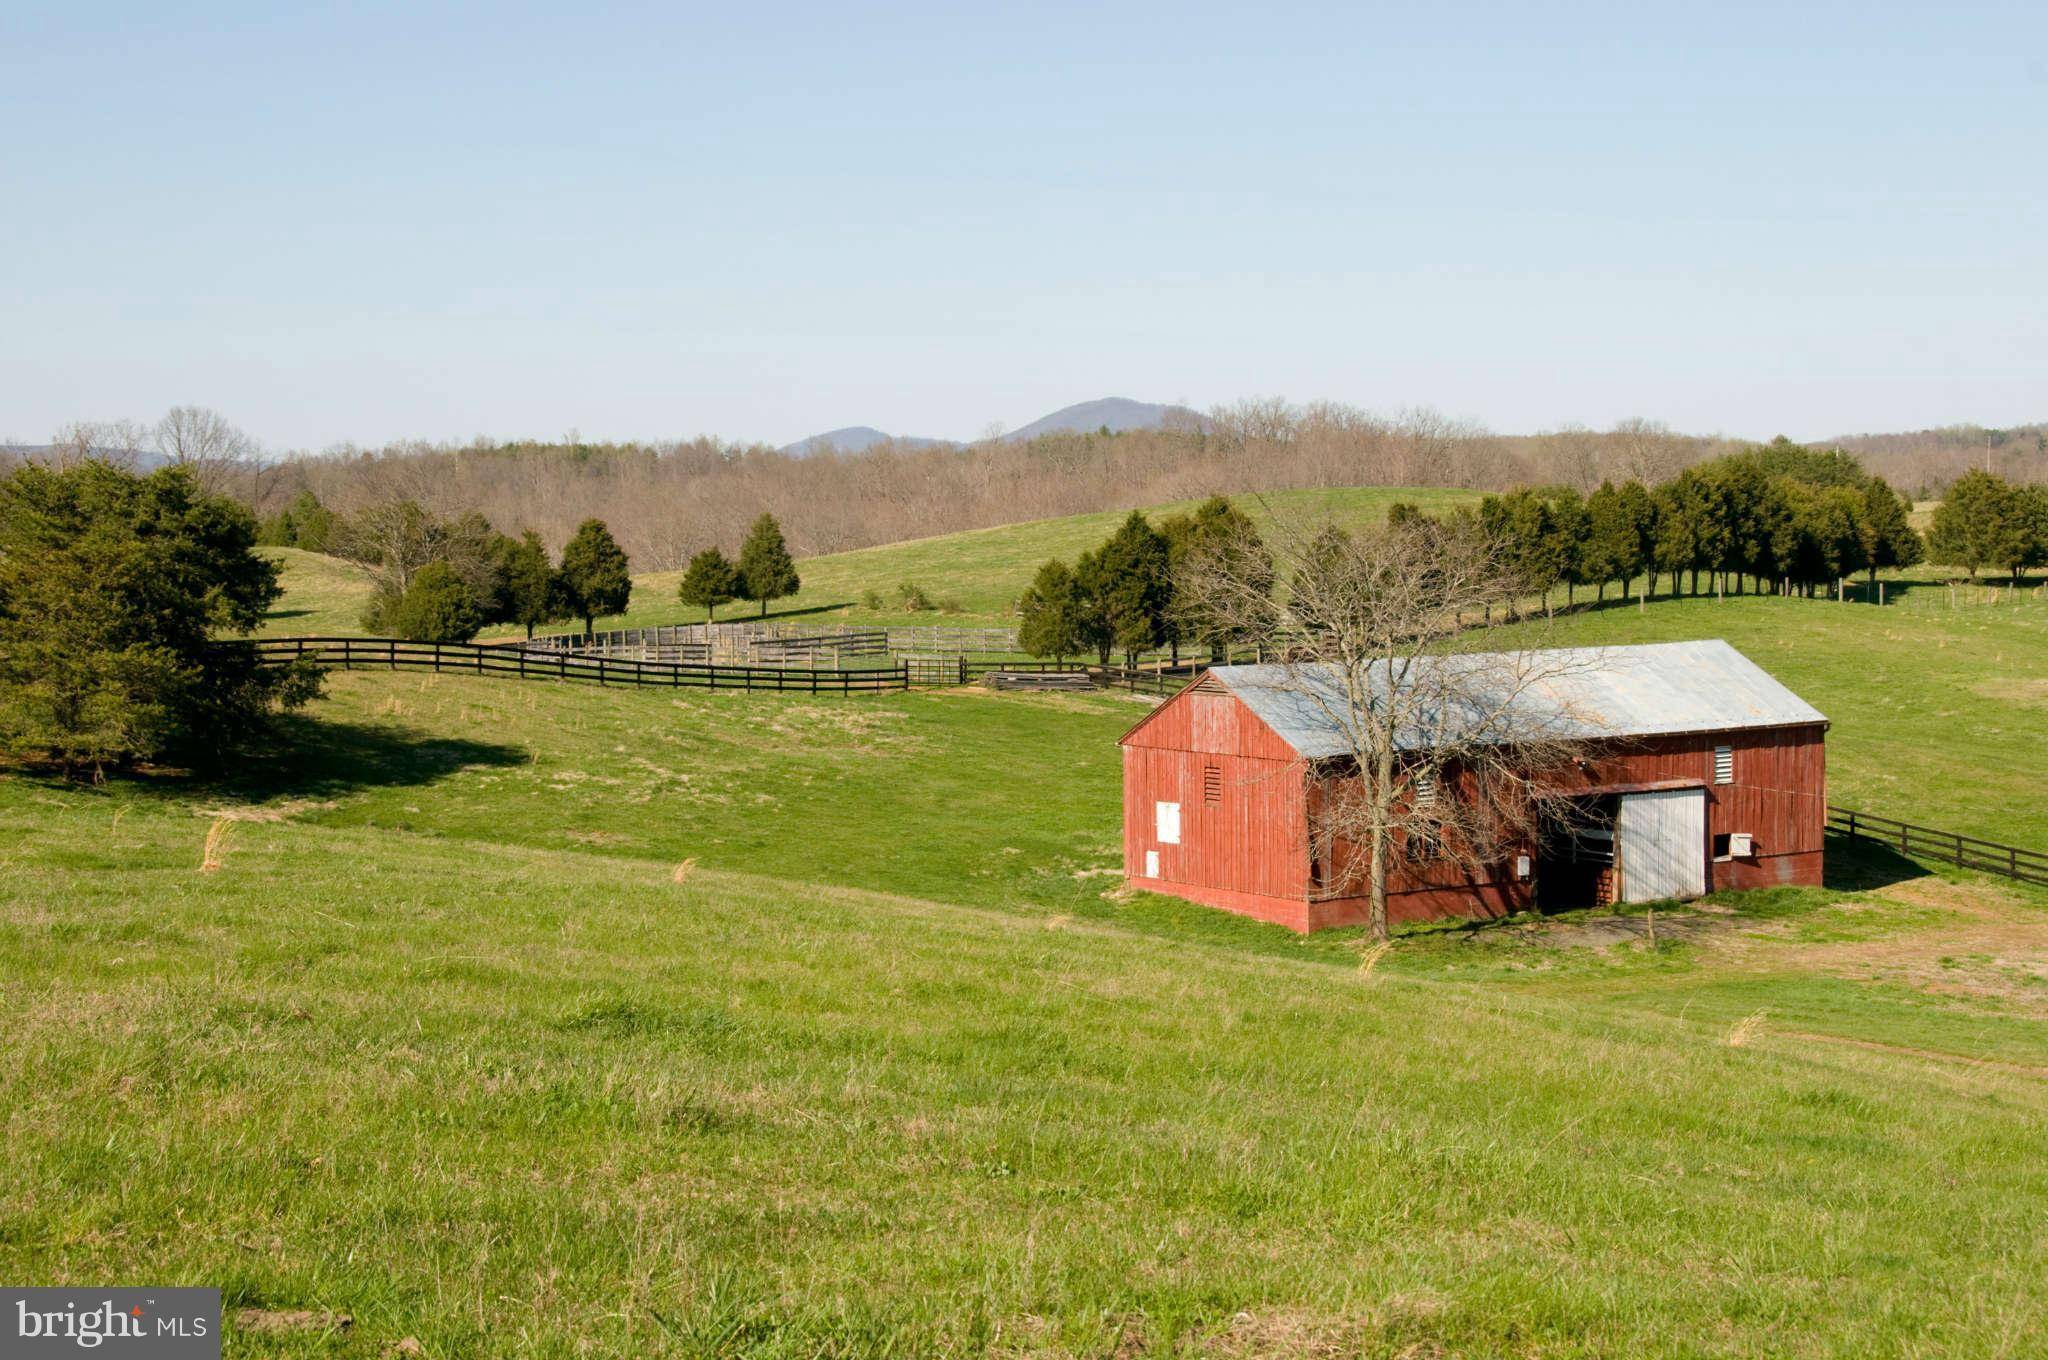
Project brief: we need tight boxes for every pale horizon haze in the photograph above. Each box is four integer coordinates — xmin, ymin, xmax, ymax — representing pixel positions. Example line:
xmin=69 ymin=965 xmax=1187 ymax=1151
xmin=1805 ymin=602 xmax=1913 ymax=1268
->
xmin=3 ymin=2 xmax=2044 ymax=451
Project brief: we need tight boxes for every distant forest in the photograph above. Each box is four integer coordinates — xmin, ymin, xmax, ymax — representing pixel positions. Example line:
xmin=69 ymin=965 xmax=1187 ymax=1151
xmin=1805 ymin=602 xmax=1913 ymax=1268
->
xmin=9 ymin=404 xmax=2043 ymax=571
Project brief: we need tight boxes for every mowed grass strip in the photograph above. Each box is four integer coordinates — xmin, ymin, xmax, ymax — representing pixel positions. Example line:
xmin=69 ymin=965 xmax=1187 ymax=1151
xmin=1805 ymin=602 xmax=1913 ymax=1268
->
xmin=4 ymin=794 xmax=2046 ymax=1358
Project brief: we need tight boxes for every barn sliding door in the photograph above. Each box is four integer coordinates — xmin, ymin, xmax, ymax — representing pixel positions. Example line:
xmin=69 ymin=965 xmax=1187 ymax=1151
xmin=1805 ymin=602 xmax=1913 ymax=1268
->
xmin=1617 ymin=789 xmax=1706 ymax=904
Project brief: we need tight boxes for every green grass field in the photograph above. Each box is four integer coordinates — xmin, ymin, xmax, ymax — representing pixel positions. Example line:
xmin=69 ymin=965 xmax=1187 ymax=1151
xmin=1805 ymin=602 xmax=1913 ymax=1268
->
xmin=257 ymin=547 xmax=378 ymax=636
xmin=13 ymin=492 xmax=2048 ymax=1355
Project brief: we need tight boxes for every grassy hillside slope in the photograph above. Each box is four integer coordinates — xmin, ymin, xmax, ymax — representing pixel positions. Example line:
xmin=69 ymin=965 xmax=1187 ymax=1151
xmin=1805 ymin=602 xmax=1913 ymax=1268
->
xmin=6 ymin=699 xmax=2047 ymax=1356
xmin=258 ymin=547 xmax=377 ymax=636
xmin=260 ymin=486 xmax=1477 ymax=637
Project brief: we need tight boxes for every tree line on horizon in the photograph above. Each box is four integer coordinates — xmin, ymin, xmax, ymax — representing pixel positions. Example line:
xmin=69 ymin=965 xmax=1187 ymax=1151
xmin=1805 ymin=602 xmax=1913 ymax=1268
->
xmin=21 ymin=401 xmax=2039 ymax=581
xmin=1015 ymin=441 xmax=2047 ymax=665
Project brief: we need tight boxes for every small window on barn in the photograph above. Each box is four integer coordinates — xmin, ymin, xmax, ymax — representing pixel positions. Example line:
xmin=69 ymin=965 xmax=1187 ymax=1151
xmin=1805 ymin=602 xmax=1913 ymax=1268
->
xmin=1203 ymin=763 xmax=1222 ymax=806
xmin=1713 ymin=745 xmax=1734 ymax=784
xmin=1713 ymin=833 xmax=1732 ymax=862
xmin=1155 ymin=801 xmax=1181 ymax=845
xmin=1413 ymin=767 xmax=1438 ymax=806
xmin=1404 ymin=827 xmax=1443 ymax=864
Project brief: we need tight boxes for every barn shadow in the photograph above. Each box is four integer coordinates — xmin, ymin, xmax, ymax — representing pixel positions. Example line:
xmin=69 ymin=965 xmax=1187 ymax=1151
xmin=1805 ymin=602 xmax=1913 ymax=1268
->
xmin=1821 ymin=831 xmax=1928 ymax=891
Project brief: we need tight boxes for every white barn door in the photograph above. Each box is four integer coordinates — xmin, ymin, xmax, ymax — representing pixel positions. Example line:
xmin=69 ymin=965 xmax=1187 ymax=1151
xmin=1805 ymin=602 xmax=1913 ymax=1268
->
xmin=1617 ymin=789 xmax=1706 ymax=903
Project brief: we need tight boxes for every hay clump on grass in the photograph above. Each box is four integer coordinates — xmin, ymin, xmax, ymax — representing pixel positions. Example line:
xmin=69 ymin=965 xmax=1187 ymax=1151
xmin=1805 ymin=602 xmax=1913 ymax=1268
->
xmin=199 ymin=817 xmax=235 ymax=873
xmin=1725 ymin=1008 xmax=1770 ymax=1047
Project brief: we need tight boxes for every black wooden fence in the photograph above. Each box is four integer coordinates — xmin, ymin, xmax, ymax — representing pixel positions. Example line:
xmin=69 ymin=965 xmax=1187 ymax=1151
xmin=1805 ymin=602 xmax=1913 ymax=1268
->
xmin=243 ymin=637 xmax=1226 ymax=699
xmin=1828 ymin=805 xmax=2048 ymax=888
xmin=241 ymin=637 xmax=910 ymax=693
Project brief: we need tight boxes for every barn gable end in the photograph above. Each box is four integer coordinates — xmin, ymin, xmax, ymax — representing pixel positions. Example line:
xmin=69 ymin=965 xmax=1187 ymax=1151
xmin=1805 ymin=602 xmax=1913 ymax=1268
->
xmin=1119 ymin=673 xmax=1303 ymax=763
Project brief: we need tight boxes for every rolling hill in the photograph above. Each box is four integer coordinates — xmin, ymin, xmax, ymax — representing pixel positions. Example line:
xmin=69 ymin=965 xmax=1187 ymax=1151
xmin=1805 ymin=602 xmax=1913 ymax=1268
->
xmin=18 ymin=560 xmax=2048 ymax=1353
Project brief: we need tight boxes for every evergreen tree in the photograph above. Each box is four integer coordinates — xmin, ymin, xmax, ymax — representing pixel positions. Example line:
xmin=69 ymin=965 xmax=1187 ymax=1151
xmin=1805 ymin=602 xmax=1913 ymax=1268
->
xmin=1582 ymin=482 xmax=1632 ymax=601
xmin=1071 ymin=548 xmax=1116 ymax=664
xmin=1017 ymin=559 xmax=1083 ymax=664
xmin=557 ymin=519 xmax=632 ymax=634
xmin=1075 ymin=512 xmax=1172 ymax=665
xmin=735 ymin=512 xmax=801 ymax=617
xmin=1650 ymin=483 xmax=1694 ymax=597
xmin=1858 ymin=477 xmax=1924 ymax=583
xmin=1614 ymin=480 xmax=1658 ymax=598
xmin=1929 ymin=470 xmax=2023 ymax=580
xmin=1547 ymin=487 xmax=1590 ymax=605
xmin=495 ymin=530 xmax=564 ymax=638
xmin=1480 ymin=490 xmax=1564 ymax=614
xmin=0 ymin=461 xmax=321 ymax=772
xmin=283 ymin=490 xmax=336 ymax=553
xmin=1160 ymin=496 xmax=1271 ymax=657
xmin=678 ymin=547 xmax=739 ymax=621
xmin=389 ymin=561 xmax=484 ymax=642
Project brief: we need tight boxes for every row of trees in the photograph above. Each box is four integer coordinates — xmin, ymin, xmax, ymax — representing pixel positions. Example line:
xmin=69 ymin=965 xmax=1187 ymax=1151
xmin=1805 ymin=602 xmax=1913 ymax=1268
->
xmin=675 ymin=515 xmax=801 ymax=621
xmin=1929 ymin=471 xmax=2048 ymax=582
xmin=1019 ymin=498 xmax=1271 ymax=665
xmin=328 ymin=503 xmax=632 ymax=643
xmin=1015 ymin=441 xmax=1962 ymax=666
xmin=1467 ymin=439 xmax=1923 ymax=607
xmin=320 ymin=502 xmax=804 ymax=641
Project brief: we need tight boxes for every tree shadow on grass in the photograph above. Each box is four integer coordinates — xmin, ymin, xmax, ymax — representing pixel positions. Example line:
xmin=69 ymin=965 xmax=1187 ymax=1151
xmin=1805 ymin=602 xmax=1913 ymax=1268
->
xmin=19 ymin=715 xmax=530 ymax=808
xmin=1823 ymin=831 xmax=1929 ymax=892
xmin=211 ymin=714 xmax=526 ymax=804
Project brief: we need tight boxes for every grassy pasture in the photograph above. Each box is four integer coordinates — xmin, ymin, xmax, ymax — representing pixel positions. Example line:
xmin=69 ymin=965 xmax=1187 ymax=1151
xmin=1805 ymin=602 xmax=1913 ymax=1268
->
xmin=6 ymin=723 xmax=2048 ymax=1357
xmin=17 ymin=491 xmax=2044 ymax=1353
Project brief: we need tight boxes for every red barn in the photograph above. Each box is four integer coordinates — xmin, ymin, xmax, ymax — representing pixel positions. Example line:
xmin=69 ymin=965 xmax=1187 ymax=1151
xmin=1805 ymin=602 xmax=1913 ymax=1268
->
xmin=1120 ymin=640 xmax=1827 ymax=932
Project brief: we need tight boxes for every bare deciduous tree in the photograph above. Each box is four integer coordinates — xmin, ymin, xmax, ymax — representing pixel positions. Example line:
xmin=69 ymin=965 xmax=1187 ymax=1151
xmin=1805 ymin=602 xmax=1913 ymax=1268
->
xmin=1179 ymin=515 xmax=1597 ymax=941
xmin=154 ymin=405 xmax=266 ymax=499
xmin=48 ymin=420 xmax=153 ymax=469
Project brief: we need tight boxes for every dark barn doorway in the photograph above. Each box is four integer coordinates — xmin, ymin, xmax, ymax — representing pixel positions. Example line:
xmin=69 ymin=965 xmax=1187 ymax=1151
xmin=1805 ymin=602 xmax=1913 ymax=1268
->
xmin=1537 ymin=794 xmax=1620 ymax=911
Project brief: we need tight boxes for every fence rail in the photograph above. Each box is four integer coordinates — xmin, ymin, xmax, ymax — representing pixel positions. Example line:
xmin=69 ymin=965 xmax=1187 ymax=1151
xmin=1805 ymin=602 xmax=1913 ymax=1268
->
xmin=1828 ymin=805 xmax=2048 ymax=887
xmin=240 ymin=637 xmax=910 ymax=693
xmin=240 ymin=637 xmax=1227 ymax=700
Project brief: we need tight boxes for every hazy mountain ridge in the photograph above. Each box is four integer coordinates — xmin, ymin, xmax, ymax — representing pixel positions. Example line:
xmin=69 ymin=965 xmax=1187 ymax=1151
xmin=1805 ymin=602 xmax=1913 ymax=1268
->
xmin=1002 ymin=398 xmax=1207 ymax=442
xmin=780 ymin=397 xmax=1203 ymax=457
xmin=778 ymin=427 xmax=952 ymax=457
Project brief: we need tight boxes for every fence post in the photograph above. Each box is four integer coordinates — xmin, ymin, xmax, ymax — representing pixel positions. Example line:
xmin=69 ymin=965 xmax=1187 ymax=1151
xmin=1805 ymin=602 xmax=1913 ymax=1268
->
xmin=389 ymin=640 xmax=397 ymax=671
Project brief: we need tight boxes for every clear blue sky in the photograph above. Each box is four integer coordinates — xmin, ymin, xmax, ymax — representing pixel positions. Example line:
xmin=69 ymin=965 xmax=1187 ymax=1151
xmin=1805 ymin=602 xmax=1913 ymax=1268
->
xmin=3 ymin=2 xmax=2043 ymax=451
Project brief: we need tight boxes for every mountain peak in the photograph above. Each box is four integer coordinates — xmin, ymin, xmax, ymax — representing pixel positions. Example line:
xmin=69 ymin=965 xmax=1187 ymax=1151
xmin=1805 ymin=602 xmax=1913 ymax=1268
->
xmin=1002 ymin=398 xmax=1206 ymax=442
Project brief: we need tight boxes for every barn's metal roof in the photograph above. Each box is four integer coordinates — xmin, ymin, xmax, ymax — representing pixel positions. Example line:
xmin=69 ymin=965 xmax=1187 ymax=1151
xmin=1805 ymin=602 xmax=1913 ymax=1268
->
xmin=1203 ymin=640 xmax=1826 ymax=759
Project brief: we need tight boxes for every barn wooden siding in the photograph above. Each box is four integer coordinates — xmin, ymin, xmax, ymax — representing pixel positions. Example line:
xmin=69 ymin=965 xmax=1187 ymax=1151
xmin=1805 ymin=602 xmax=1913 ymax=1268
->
xmin=1122 ymin=682 xmax=1314 ymax=929
xmin=1123 ymin=677 xmax=1826 ymax=934
xmin=1305 ymin=725 xmax=1826 ymax=930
